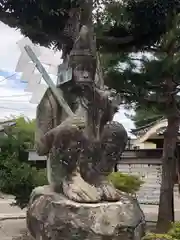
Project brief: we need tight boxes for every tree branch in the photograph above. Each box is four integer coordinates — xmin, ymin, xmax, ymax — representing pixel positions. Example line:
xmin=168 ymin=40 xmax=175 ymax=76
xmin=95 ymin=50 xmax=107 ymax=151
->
xmin=172 ymin=79 xmax=180 ymax=87
xmin=170 ymin=88 xmax=180 ymax=95
xmin=146 ymin=83 xmax=165 ymax=90
xmin=0 ymin=11 xmax=19 ymax=28
xmin=129 ymin=57 xmax=148 ymax=63
xmin=119 ymin=89 xmax=167 ymax=104
xmin=143 ymin=45 xmax=162 ymax=52
xmin=150 ymin=46 xmax=159 ymax=51
xmin=97 ymin=35 xmax=134 ymax=45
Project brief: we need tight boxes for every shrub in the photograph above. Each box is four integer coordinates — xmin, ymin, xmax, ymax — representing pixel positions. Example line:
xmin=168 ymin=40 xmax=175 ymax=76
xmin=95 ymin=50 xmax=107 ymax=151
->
xmin=0 ymin=117 xmax=48 ymax=208
xmin=0 ymin=151 xmax=47 ymax=208
xmin=108 ymin=172 xmax=144 ymax=194
xmin=142 ymin=233 xmax=174 ymax=240
xmin=168 ymin=222 xmax=180 ymax=239
xmin=142 ymin=222 xmax=180 ymax=240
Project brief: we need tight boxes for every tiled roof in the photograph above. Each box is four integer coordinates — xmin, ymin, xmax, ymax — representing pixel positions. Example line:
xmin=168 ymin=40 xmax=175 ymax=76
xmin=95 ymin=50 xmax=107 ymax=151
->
xmin=131 ymin=118 xmax=165 ymax=137
xmin=0 ymin=120 xmax=16 ymax=132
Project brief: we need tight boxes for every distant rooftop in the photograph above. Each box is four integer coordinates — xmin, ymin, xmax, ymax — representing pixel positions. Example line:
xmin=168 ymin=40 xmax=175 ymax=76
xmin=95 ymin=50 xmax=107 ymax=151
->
xmin=130 ymin=118 xmax=180 ymax=144
xmin=0 ymin=119 xmax=16 ymax=132
xmin=131 ymin=118 xmax=166 ymax=138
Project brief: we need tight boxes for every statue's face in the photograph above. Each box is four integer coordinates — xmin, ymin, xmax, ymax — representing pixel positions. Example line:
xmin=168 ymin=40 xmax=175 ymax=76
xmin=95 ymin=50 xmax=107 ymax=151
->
xmin=73 ymin=68 xmax=93 ymax=85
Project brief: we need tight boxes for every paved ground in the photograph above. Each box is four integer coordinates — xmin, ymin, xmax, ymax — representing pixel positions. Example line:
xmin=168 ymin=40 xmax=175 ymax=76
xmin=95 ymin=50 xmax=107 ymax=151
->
xmin=0 ymin=195 xmax=26 ymax=240
xmin=0 ymin=219 xmax=27 ymax=240
xmin=0 ymin=194 xmax=179 ymax=239
xmin=0 ymin=199 xmax=25 ymax=219
xmin=141 ymin=196 xmax=180 ymax=222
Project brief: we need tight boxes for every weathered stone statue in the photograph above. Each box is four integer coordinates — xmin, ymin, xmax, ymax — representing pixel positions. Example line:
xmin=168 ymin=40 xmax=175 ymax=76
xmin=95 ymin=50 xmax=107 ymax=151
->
xmin=27 ymin=14 xmax=145 ymax=240
xmin=33 ymin=24 xmax=128 ymax=203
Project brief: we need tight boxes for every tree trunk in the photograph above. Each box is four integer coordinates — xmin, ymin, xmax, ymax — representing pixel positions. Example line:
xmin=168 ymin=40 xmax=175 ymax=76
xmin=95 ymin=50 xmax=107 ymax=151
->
xmin=156 ymin=116 xmax=179 ymax=233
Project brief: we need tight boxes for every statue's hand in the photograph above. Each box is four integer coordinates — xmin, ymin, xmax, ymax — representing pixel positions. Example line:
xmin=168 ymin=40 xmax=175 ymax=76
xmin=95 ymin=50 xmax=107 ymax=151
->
xmin=39 ymin=115 xmax=85 ymax=154
xmin=97 ymin=180 xmax=121 ymax=202
xmin=61 ymin=115 xmax=86 ymax=130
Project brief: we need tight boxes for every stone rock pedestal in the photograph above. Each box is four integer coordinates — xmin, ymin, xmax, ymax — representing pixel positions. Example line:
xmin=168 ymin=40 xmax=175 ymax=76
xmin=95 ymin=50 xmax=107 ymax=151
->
xmin=27 ymin=185 xmax=146 ymax=240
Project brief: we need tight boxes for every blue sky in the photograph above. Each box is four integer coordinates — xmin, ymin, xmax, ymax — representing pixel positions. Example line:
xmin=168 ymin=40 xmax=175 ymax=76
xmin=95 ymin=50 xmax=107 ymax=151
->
xmin=0 ymin=21 xmax=135 ymax=136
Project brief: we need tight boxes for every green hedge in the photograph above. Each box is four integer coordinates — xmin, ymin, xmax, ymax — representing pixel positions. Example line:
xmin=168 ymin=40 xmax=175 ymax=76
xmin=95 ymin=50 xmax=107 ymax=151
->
xmin=143 ymin=222 xmax=180 ymax=240
xmin=0 ymin=151 xmax=47 ymax=208
xmin=108 ymin=172 xmax=144 ymax=194
xmin=168 ymin=222 xmax=180 ymax=239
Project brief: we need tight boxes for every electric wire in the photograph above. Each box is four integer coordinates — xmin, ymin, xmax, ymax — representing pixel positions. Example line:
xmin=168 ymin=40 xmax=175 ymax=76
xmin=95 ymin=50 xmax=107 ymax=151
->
xmin=0 ymin=73 xmax=17 ymax=83
xmin=0 ymin=106 xmax=34 ymax=111
xmin=0 ymin=94 xmax=32 ymax=98
xmin=0 ymin=99 xmax=31 ymax=102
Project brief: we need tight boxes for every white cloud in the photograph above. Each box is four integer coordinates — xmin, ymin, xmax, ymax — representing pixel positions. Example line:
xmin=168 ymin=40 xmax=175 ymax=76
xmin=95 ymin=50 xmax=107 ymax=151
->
xmin=0 ymin=22 xmax=22 ymax=71
xmin=0 ymin=22 xmax=134 ymax=136
xmin=113 ymin=106 xmax=136 ymax=138
xmin=0 ymin=86 xmax=36 ymax=120
xmin=0 ymin=22 xmax=36 ymax=119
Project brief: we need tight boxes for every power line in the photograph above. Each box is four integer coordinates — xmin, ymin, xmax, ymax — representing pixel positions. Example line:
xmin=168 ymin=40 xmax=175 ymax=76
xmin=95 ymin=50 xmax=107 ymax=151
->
xmin=0 ymin=99 xmax=31 ymax=103
xmin=0 ymin=94 xmax=32 ymax=98
xmin=0 ymin=106 xmax=34 ymax=111
xmin=0 ymin=73 xmax=17 ymax=83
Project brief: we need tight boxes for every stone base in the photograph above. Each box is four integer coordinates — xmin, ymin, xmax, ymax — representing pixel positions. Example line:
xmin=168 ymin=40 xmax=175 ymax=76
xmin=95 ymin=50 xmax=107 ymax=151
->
xmin=27 ymin=185 xmax=146 ymax=240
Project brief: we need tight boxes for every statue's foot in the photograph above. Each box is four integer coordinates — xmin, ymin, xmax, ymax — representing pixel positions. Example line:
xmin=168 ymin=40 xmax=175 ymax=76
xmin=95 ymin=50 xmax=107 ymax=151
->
xmin=97 ymin=180 xmax=121 ymax=202
xmin=62 ymin=173 xmax=102 ymax=203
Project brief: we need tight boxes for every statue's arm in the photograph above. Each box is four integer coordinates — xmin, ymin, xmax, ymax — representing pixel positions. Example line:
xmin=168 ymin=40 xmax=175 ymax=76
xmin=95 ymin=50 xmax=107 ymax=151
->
xmin=36 ymin=130 xmax=54 ymax=156
xmin=35 ymin=88 xmax=62 ymax=156
xmin=36 ymin=115 xmax=86 ymax=156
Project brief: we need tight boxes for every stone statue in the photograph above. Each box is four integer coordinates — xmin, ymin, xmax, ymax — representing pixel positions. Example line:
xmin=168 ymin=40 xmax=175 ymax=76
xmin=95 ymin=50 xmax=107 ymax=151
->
xmin=33 ymin=24 xmax=128 ymax=203
xmin=27 ymin=22 xmax=145 ymax=240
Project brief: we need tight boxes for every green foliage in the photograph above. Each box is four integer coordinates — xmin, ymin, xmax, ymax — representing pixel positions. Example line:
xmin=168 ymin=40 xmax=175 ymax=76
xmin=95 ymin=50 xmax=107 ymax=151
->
xmin=0 ymin=116 xmax=35 ymax=160
xmin=104 ymin=11 xmax=180 ymax=229
xmin=13 ymin=116 xmax=35 ymax=149
xmin=103 ymin=7 xmax=180 ymax=102
xmin=108 ymin=172 xmax=144 ymax=194
xmin=105 ymin=12 xmax=180 ymax=117
xmin=0 ymin=116 xmax=48 ymax=208
xmin=142 ymin=222 xmax=180 ymax=240
xmin=168 ymin=222 xmax=180 ymax=239
xmin=127 ymin=106 xmax=164 ymax=128
xmin=0 ymin=116 xmax=35 ymax=146
xmin=0 ymin=0 xmax=80 ymax=49
xmin=0 ymin=152 xmax=47 ymax=209
xmin=142 ymin=233 xmax=174 ymax=240
xmin=99 ymin=0 xmax=179 ymax=52
xmin=0 ymin=0 xmax=178 ymax=53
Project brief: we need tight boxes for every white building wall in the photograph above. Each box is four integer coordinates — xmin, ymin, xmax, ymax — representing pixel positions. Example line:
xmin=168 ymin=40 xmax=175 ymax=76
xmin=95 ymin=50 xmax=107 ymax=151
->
xmin=118 ymin=163 xmax=179 ymax=205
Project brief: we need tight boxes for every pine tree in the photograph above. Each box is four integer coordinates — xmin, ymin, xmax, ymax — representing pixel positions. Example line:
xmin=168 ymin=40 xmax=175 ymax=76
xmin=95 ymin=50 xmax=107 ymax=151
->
xmin=0 ymin=0 xmax=178 ymax=53
xmin=1 ymin=0 xmax=180 ymax=232
xmin=105 ymin=10 xmax=180 ymax=232
xmin=127 ymin=106 xmax=164 ymax=128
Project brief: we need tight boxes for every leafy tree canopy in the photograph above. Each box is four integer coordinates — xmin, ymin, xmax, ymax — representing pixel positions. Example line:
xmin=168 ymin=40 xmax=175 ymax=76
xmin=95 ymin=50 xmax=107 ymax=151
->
xmin=0 ymin=0 xmax=179 ymax=53
xmin=0 ymin=116 xmax=47 ymax=208
xmin=104 ymin=8 xmax=180 ymax=116
xmin=127 ymin=106 xmax=164 ymax=129
xmin=0 ymin=116 xmax=35 ymax=152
